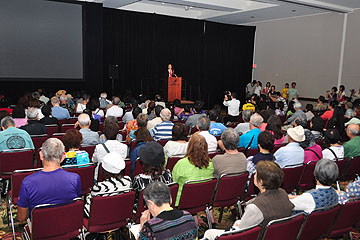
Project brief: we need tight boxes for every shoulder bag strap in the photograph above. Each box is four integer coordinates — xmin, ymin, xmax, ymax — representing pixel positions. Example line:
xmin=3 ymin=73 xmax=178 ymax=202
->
xmin=304 ymin=148 xmax=321 ymax=160
xmin=102 ymin=143 xmax=110 ymax=153
xmin=327 ymin=147 xmax=338 ymax=161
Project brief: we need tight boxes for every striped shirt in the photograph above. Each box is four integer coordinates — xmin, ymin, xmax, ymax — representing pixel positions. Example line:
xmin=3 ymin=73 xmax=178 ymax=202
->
xmin=152 ymin=121 xmax=174 ymax=141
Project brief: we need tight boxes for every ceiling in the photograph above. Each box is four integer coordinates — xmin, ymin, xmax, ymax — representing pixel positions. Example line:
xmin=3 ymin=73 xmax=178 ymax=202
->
xmin=76 ymin=0 xmax=360 ymax=24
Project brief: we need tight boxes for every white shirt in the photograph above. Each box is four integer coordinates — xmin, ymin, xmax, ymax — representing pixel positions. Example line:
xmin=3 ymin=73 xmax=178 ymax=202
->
xmin=147 ymin=117 xmax=162 ymax=131
xmin=254 ymin=86 xmax=262 ymax=96
xmin=122 ymin=111 xmax=134 ymax=124
xmin=76 ymin=103 xmax=87 ymax=113
xmin=94 ymin=108 xmax=104 ymax=117
xmin=198 ymin=131 xmax=218 ymax=153
xmin=105 ymin=105 xmax=123 ymax=118
xmin=163 ymin=141 xmax=189 ymax=158
xmin=322 ymin=145 xmax=344 ymax=161
xmin=234 ymin=122 xmax=250 ymax=134
xmin=223 ymin=98 xmax=240 ymax=116
xmin=290 ymin=185 xmax=331 ymax=213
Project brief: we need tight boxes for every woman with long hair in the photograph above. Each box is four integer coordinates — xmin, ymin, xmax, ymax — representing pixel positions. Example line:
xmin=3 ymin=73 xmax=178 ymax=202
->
xmin=266 ymin=115 xmax=284 ymax=144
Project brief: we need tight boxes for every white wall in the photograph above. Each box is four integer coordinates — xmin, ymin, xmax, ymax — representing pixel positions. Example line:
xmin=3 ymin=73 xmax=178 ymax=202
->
xmin=248 ymin=9 xmax=360 ymax=99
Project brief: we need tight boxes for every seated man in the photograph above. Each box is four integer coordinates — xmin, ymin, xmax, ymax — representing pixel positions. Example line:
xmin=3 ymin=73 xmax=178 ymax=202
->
xmin=137 ymin=182 xmax=197 ymax=239
xmin=343 ymin=124 xmax=360 ymax=159
xmin=20 ymin=107 xmax=46 ymax=135
xmin=152 ymin=108 xmax=174 ymax=141
xmin=208 ymin=110 xmax=227 ymax=137
xmin=204 ymin=161 xmax=294 ymax=240
xmin=234 ymin=109 xmax=253 ymax=135
xmin=197 ymin=116 xmax=218 ymax=152
xmin=185 ymin=102 xmax=206 ymax=128
xmin=105 ymin=97 xmax=124 ymax=118
xmin=0 ymin=116 xmax=34 ymax=151
xmin=17 ymin=138 xmax=81 ymax=222
xmin=237 ymin=113 xmax=263 ymax=149
xmin=289 ymin=159 xmax=338 ymax=213
xmin=77 ymin=113 xmax=99 ymax=146
xmin=51 ymin=96 xmax=70 ymax=120
xmin=283 ymin=101 xmax=306 ymax=126
xmin=274 ymin=126 xmax=305 ymax=168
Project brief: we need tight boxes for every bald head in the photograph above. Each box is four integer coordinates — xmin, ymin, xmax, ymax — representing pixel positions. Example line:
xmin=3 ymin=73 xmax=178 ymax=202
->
xmin=160 ymin=108 xmax=171 ymax=121
xmin=78 ymin=113 xmax=91 ymax=128
xmin=346 ymin=124 xmax=360 ymax=139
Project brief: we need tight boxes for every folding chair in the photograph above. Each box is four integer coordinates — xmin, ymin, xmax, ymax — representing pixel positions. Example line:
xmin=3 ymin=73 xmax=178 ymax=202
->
xmin=0 ymin=149 xmax=34 ymax=180
xmin=297 ymin=204 xmax=340 ymax=240
xmin=177 ymin=178 xmax=217 ymax=228
xmin=341 ymin=156 xmax=360 ymax=181
xmin=30 ymin=134 xmax=48 ymax=153
xmin=335 ymin=157 xmax=350 ymax=190
xmin=118 ymin=121 xmax=125 ymax=130
xmin=327 ymin=197 xmax=360 ymax=239
xmin=215 ymin=225 xmax=262 ymax=240
xmin=80 ymin=145 xmax=96 ymax=159
xmin=61 ymin=123 xmax=76 ymax=133
xmin=296 ymin=161 xmax=317 ymax=192
xmin=272 ymin=143 xmax=286 ymax=154
xmin=58 ymin=119 xmax=69 ymax=125
xmin=281 ymin=163 xmax=304 ymax=194
xmin=52 ymin=132 xmax=65 ymax=142
xmin=260 ymin=213 xmax=305 ymax=240
xmin=68 ymin=117 xmax=78 ymax=124
xmin=84 ymin=191 xmax=135 ymax=233
xmin=123 ymin=159 xmax=143 ymax=179
xmin=208 ymin=152 xmax=220 ymax=159
xmin=63 ymin=163 xmax=96 ymax=195
xmin=245 ymin=148 xmax=259 ymax=157
xmin=211 ymin=173 xmax=249 ymax=222
xmin=166 ymin=157 xmax=182 ymax=171
xmin=23 ymin=198 xmax=84 ymax=240
xmin=45 ymin=124 xmax=59 ymax=136
xmin=168 ymin=182 xmax=179 ymax=208
xmin=157 ymin=139 xmax=169 ymax=147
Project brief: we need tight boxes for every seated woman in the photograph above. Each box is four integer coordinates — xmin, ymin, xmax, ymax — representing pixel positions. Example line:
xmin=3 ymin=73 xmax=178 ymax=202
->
xmin=322 ymin=129 xmax=344 ymax=161
xmin=179 ymin=105 xmax=193 ymax=120
xmin=338 ymin=178 xmax=360 ymax=203
xmin=172 ymin=134 xmax=214 ymax=206
xmin=99 ymin=116 xmax=123 ymax=143
xmin=265 ymin=115 xmax=284 ymax=144
xmin=84 ymin=152 xmax=131 ymax=217
xmin=39 ymin=105 xmax=59 ymax=126
xmin=163 ymin=123 xmax=188 ymax=158
xmin=126 ymin=107 xmax=142 ymax=137
xmin=289 ymin=159 xmax=339 ymax=213
xmin=300 ymin=129 xmax=323 ymax=164
xmin=204 ymin=161 xmax=294 ymax=240
xmin=62 ymin=129 xmax=90 ymax=166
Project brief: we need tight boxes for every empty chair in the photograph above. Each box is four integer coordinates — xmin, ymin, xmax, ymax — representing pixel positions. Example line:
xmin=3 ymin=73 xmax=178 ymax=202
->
xmin=0 ymin=149 xmax=34 ymax=180
xmin=261 ymin=213 xmax=305 ymax=240
xmin=215 ymin=225 xmax=262 ymax=240
xmin=63 ymin=163 xmax=96 ymax=195
xmin=297 ymin=161 xmax=317 ymax=192
xmin=281 ymin=163 xmax=304 ymax=193
xmin=297 ymin=204 xmax=340 ymax=240
xmin=23 ymin=198 xmax=83 ymax=240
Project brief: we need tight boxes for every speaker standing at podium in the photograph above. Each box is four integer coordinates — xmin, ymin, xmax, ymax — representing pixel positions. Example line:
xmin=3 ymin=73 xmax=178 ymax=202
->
xmin=167 ymin=63 xmax=177 ymax=77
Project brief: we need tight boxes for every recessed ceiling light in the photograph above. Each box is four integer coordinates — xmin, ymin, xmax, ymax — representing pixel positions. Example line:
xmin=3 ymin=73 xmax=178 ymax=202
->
xmin=162 ymin=2 xmax=165 ymax=4
xmin=292 ymin=9 xmax=296 ymax=12
xmin=250 ymin=16 xmax=255 ymax=18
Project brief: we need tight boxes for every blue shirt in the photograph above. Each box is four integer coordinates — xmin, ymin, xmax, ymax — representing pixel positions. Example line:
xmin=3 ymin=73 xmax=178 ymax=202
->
xmin=0 ymin=127 xmax=34 ymax=151
xmin=209 ymin=122 xmax=227 ymax=136
xmin=274 ymin=142 xmax=304 ymax=168
xmin=51 ymin=106 xmax=70 ymax=120
xmin=153 ymin=121 xmax=174 ymax=141
xmin=17 ymin=168 xmax=81 ymax=219
xmin=238 ymin=128 xmax=261 ymax=149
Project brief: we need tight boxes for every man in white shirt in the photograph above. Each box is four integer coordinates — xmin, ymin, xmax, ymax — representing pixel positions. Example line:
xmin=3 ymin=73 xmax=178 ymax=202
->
xmin=223 ymin=91 xmax=240 ymax=123
xmin=105 ymin=97 xmax=124 ymax=118
xmin=197 ymin=116 xmax=217 ymax=153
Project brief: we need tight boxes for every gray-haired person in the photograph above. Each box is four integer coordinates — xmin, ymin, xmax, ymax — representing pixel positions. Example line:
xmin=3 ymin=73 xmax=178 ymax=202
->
xmin=234 ymin=110 xmax=253 ymax=134
xmin=17 ymin=138 xmax=81 ymax=223
xmin=284 ymin=101 xmax=306 ymax=126
xmin=0 ymin=116 xmax=34 ymax=151
xmin=137 ymin=182 xmax=198 ymax=239
xmin=289 ymin=159 xmax=339 ymax=213
xmin=20 ymin=107 xmax=46 ymax=135
xmin=197 ymin=116 xmax=218 ymax=152
xmin=77 ymin=113 xmax=99 ymax=146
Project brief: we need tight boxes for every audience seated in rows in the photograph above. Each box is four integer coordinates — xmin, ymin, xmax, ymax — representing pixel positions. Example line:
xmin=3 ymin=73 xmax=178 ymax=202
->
xmin=99 ymin=92 xmax=111 ymax=109
xmin=283 ymin=101 xmax=306 ymax=126
xmin=0 ymin=116 xmax=34 ymax=151
xmin=75 ymin=93 xmax=90 ymax=113
xmin=51 ymin=96 xmax=70 ymax=120
xmin=197 ymin=116 xmax=217 ymax=153
xmin=126 ymin=107 xmax=142 ymax=138
xmin=61 ymin=129 xmax=90 ymax=166
xmin=153 ymin=108 xmax=174 ymax=141
xmin=20 ymin=107 xmax=46 ymax=135
xmin=77 ymin=113 xmax=99 ymax=146
xmin=290 ymin=159 xmax=338 ymax=213
xmin=338 ymin=178 xmax=360 ymax=203
xmin=163 ymin=123 xmax=188 ymax=158
xmin=204 ymin=161 xmax=294 ymax=240
xmin=310 ymin=116 xmax=324 ymax=141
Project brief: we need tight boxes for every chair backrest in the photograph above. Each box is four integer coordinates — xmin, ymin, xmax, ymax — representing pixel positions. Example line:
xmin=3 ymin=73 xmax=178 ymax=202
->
xmin=216 ymin=225 xmax=262 ymax=240
xmin=80 ymin=145 xmax=96 ymax=159
xmin=166 ymin=157 xmax=182 ymax=171
xmin=129 ymin=141 xmax=137 ymax=155
xmin=244 ymin=174 xmax=259 ymax=202
xmin=63 ymin=163 xmax=95 ymax=195
xmin=61 ymin=124 xmax=75 ymax=133
xmin=157 ymin=139 xmax=168 ymax=147
xmin=45 ymin=124 xmax=59 ymax=136
xmin=246 ymin=148 xmax=259 ymax=157
xmin=58 ymin=119 xmax=69 ymax=125
xmin=272 ymin=143 xmax=287 ymax=154
xmin=261 ymin=213 xmax=305 ymax=240
xmin=52 ymin=132 xmax=65 ymax=142
xmin=342 ymin=156 xmax=360 ymax=181
xmin=86 ymin=191 xmax=135 ymax=233
xmin=168 ymin=182 xmax=179 ymax=208
xmin=297 ymin=161 xmax=317 ymax=191
xmin=11 ymin=168 xmax=41 ymax=205
xmin=30 ymin=134 xmax=48 ymax=153
xmin=212 ymin=172 xmax=249 ymax=208
xmin=328 ymin=197 xmax=360 ymax=238
xmin=0 ymin=149 xmax=34 ymax=179
xmin=335 ymin=158 xmax=350 ymax=181
xmin=208 ymin=152 xmax=220 ymax=159
xmin=177 ymin=178 xmax=217 ymax=215
xmin=68 ymin=117 xmax=78 ymax=124
xmin=31 ymin=199 xmax=83 ymax=240
xmin=281 ymin=163 xmax=304 ymax=193
xmin=118 ymin=122 xmax=125 ymax=130
xmin=298 ymin=204 xmax=340 ymax=240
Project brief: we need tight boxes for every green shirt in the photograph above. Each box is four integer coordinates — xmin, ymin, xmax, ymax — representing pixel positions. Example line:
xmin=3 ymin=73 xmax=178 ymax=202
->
xmin=344 ymin=136 xmax=360 ymax=159
xmin=172 ymin=157 xmax=214 ymax=206
xmin=287 ymin=88 xmax=299 ymax=101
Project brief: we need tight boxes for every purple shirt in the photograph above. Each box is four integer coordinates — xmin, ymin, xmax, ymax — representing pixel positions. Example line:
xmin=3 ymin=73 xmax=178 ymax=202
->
xmin=17 ymin=168 xmax=81 ymax=218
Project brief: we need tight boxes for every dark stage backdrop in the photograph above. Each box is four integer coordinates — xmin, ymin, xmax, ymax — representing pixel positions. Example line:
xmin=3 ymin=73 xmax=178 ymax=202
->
xmin=103 ymin=8 xmax=255 ymax=107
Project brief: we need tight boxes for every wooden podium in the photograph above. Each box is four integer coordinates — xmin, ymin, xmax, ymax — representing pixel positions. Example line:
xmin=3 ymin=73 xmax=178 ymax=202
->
xmin=165 ymin=77 xmax=182 ymax=101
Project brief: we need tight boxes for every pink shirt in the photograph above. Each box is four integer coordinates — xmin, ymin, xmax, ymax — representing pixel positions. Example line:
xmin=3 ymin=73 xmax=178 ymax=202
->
xmin=304 ymin=143 xmax=323 ymax=164
xmin=14 ymin=118 xmax=27 ymax=128
xmin=259 ymin=123 xmax=267 ymax=132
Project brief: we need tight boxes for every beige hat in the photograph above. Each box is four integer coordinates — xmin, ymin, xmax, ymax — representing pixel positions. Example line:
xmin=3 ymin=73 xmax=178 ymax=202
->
xmin=287 ymin=126 xmax=305 ymax=142
xmin=102 ymin=152 xmax=126 ymax=174
xmin=345 ymin=117 xmax=360 ymax=127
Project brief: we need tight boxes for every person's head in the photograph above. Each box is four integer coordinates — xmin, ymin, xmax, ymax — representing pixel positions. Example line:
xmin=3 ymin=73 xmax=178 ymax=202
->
xmin=59 ymin=94 xmax=67 ymax=104
xmin=255 ymin=161 xmax=283 ymax=191
xmin=29 ymin=98 xmax=41 ymax=108
xmin=155 ymin=94 xmax=162 ymax=102
xmin=193 ymin=101 xmax=203 ymax=114
xmin=184 ymin=105 xmax=191 ymax=113
xmin=291 ymin=82 xmax=296 ymax=88
xmin=271 ymin=85 xmax=275 ymax=91
xmin=112 ymin=97 xmax=121 ymax=105
xmin=258 ymin=131 xmax=275 ymax=152
xmin=299 ymin=129 xmax=316 ymax=148
xmin=305 ymin=104 xmax=313 ymax=112
xmin=314 ymin=159 xmax=339 ymax=186
xmin=186 ymin=134 xmax=209 ymax=169
xmin=103 ymin=119 xmax=119 ymax=140
xmin=310 ymin=116 xmax=324 ymax=132
xmin=12 ymin=106 xmax=26 ymax=119
xmin=249 ymin=113 xmax=263 ymax=128
xmin=27 ymin=107 xmax=39 ymax=120
xmin=78 ymin=113 xmax=91 ymax=128
xmin=100 ymin=92 xmax=108 ymax=99
xmin=174 ymin=99 xmax=181 ymax=108
xmin=40 ymin=138 xmax=65 ymax=163
xmin=168 ymin=64 xmax=172 ymax=69
xmin=51 ymin=96 xmax=60 ymax=106
xmin=266 ymin=82 xmax=271 ymax=88
xmin=287 ymin=126 xmax=305 ymax=143
xmin=259 ymin=110 xmax=274 ymax=123
xmin=0 ymin=111 xmax=10 ymax=123
xmin=242 ymin=110 xmax=253 ymax=123
xmin=231 ymin=92 xmax=238 ymax=99
xmin=138 ymin=141 xmax=165 ymax=179
xmin=339 ymin=85 xmax=345 ymax=92
xmin=221 ymin=128 xmax=240 ymax=151
xmin=345 ymin=102 xmax=353 ymax=110
xmin=257 ymin=81 xmax=262 ymax=87
xmin=328 ymin=100 xmax=337 ymax=110
xmin=197 ymin=116 xmax=210 ymax=131
xmin=132 ymin=107 xmax=142 ymax=119
xmin=32 ymin=91 xmax=40 ymax=100
xmin=143 ymin=182 xmax=171 ymax=214
xmin=208 ymin=110 xmax=219 ymax=122
xmin=41 ymin=105 xmax=52 ymax=117
xmin=137 ymin=113 xmax=148 ymax=128
xmin=274 ymin=91 xmax=281 ymax=98
xmin=294 ymin=118 xmax=307 ymax=128
xmin=102 ymin=152 xmax=126 ymax=180
xmin=82 ymin=94 xmax=91 ymax=104
xmin=318 ymin=95 xmax=326 ymax=104
xmin=324 ymin=129 xmax=341 ymax=145
xmin=266 ymin=115 xmax=282 ymax=140
xmin=293 ymin=102 xmax=302 ymax=111
xmin=346 ymin=124 xmax=360 ymax=139
xmin=172 ymin=123 xmax=187 ymax=141
xmin=160 ymin=108 xmax=171 ymax=121
xmin=331 ymin=86 xmax=338 ymax=93
xmin=1 ymin=116 xmax=15 ymax=130
xmin=285 ymin=83 xmax=289 ymax=88
xmin=135 ymin=127 xmax=154 ymax=143
xmin=154 ymin=105 xmax=164 ymax=117
xmin=63 ymin=129 xmax=82 ymax=151
xmin=252 ymin=80 xmax=257 ymax=85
